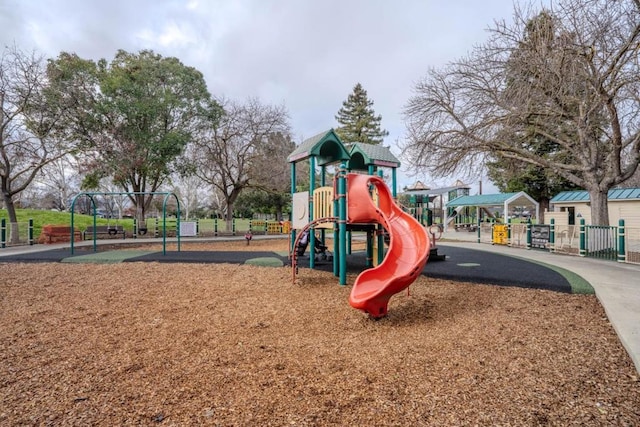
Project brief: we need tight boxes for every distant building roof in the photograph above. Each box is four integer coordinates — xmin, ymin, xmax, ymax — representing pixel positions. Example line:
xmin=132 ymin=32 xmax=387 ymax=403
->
xmin=404 ymin=183 xmax=469 ymax=195
xmin=447 ymin=192 xmax=537 ymax=208
xmin=551 ymin=188 xmax=640 ymax=203
xmin=405 ymin=181 xmax=430 ymax=191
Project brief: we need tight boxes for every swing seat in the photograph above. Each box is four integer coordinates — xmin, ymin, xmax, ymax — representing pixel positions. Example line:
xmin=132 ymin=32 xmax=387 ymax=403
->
xmin=82 ymin=225 xmax=126 ymax=240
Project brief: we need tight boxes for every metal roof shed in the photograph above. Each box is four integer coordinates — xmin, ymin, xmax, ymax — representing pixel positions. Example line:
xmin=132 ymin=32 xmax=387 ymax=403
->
xmin=551 ymin=188 xmax=640 ymax=203
xmin=550 ymin=188 xmax=640 ymax=226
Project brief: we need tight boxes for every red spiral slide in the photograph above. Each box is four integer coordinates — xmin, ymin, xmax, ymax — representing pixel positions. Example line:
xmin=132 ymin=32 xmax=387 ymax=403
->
xmin=346 ymin=173 xmax=430 ymax=318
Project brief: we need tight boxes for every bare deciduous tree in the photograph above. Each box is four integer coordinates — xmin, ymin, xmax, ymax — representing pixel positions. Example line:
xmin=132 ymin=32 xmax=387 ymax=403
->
xmin=38 ymin=154 xmax=81 ymax=211
xmin=1 ymin=46 xmax=73 ymax=242
xmin=190 ymin=97 xmax=290 ymax=228
xmin=403 ymin=0 xmax=640 ymax=225
xmin=247 ymin=131 xmax=295 ymax=220
xmin=168 ymin=172 xmax=209 ymax=219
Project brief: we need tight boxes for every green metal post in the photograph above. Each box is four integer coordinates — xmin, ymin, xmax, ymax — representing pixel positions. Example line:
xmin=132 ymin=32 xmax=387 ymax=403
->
xmin=392 ymin=167 xmax=397 ymax=199
xmin=309 ymin=156 xmax=316 ymax=269
xmin=526 ymin=219 xmax=532 ymax=250
xmin=491 ymin=223 xmax=495 ymax=245
xmin=320 ymin=165 xmax=326 ymax=248
xmin=579 ymin=218 xmax=586 ymax=257
xmin=28 ymin=219 xmax=34 ymax=245
xmin=177 ymin=198 xmax=181 ymax=252
xmin=232 ymin=218 xmax=236 ymax=236
xmin=1 ymin=218 xmax=5 ymax=248
xmin=376 ymin=169 xmax=384 ymax=261
xmin=290 ymin=162 xmax=297 ymax=255
xmin=618 ymin=219 xmax=626 ymax=263
xmin=214 ymin=218 xmax=218 ymax=236
xmin=91 ymin=198 xmax=97 ymax=253
xmin=549 ymin=218 xmax=555 ymax=252
xmin=162 ymin=212 xmax=167 ymax=255
xmin=476 ymin=206 xmax=481 ymax=243
xmin=366 ymin=230 xmax=373 ymax=268
xmin=333 ymin=189 xmax=339 ymax=277
xmin=507 ymin=218 xmax=512 ymax=247
xmin=162 ymin=193 xmax=180 ymax=254
xmin=338 ymin=163 xmax=347 ymax=286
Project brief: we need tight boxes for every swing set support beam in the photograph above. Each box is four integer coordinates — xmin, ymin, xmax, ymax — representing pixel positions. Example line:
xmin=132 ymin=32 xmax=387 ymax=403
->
xmin=69 ymin=191 xmax=181 ymax=255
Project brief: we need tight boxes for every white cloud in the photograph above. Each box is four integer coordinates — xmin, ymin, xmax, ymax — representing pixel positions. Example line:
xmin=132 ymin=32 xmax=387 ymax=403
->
xmin=135 ymin=21 xmax=195 ymax=48
xmin=0 ymin=0 xmax=546 ymax=189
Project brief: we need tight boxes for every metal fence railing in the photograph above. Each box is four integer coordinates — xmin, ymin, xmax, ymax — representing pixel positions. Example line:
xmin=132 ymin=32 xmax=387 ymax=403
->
xmin=193 ymin=219 xmax=290 ymax=237
xmin=479 ymin=223 xmax=493 ymax=244
xmin=3 ymin=213 xmax=639 ymax=268
xmin=458 ymin=220 xmax=639 ymax=266
xmin=0 ymin=220 xmax=33 ymax=247
xmin=552 ymin=224 xmax=580 ymax=255
xmin=625 ymin=226 xmax=640 ymax=265
xmin=585 ymin=225 xmax=618 ymax=261
xmin=509 ymin=223 xmax=528 ymax=249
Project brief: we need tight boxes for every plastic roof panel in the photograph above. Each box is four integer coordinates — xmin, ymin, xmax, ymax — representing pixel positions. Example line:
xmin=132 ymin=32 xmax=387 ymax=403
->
xmin=287 ymin=129 xmax=351 ymax=165
xmin=551 ymin=188 xmax=640 ymax=203
xmin=446 ymin=192 xmax=537 ymax=207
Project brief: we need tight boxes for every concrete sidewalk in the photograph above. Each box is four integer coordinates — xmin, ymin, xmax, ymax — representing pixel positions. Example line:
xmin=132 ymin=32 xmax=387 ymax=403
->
xmin=438 ymin=238 xmax=640 ymax=374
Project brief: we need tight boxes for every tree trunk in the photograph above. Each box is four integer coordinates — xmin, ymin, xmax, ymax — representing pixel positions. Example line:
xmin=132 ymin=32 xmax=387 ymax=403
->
xmin=2 ymin=190 xmax=21 ymax=244
xmin=224 ymin=187 xmax=242 ymax=232
xmin=539 ymin=198 xmax=549 ymax=224
xmin=225 ymin=203 xmax=233 ymax=232
xmin=588 ymin=189 xmax=609 ymax=226
xmin=135 ymin=194 xmax=148 ymax=234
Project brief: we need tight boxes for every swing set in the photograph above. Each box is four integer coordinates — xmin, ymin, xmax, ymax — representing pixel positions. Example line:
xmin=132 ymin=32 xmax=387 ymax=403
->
xmin=69 ymin=191 xmax=181 ymax=255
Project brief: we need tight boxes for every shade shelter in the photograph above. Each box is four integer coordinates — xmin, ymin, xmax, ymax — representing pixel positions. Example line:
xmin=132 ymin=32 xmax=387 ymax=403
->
xmin=446 ymin=191 xmax=539 ymax=230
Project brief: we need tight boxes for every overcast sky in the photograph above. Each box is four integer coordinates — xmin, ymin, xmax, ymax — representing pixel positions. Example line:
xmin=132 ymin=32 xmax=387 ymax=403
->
xmin=0 ymin=0 xmax=541 ymax=193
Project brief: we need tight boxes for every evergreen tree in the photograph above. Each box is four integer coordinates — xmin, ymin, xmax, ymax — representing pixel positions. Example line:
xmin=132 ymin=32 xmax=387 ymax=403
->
xmin=335 ymin=83 xmax=389 ymax=145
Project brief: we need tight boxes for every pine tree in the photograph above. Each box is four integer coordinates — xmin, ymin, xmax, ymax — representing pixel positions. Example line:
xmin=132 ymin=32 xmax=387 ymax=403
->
xmin=335 ymin=83 xmax=389 ymax=145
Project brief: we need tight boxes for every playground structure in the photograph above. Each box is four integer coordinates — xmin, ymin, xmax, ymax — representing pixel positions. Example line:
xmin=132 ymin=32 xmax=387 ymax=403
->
xmin=404 ymin=180 xmax=472 ymax=230
xmin=288 ymin=130 xmax=431 ymax=318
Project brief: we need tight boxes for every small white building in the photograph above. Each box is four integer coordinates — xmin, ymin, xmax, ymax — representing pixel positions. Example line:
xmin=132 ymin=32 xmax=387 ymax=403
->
xmin=549 ymin=188 xmax=640 ymax=227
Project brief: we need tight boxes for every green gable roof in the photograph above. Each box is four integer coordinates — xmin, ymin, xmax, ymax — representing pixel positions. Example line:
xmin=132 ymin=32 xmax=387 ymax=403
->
xmin=551 ymin=188 xmax=640 ymax=203
xmin=347 ymin=143 xmax=400 ymax=170
xmin=447 ymin=192 xmax=537 ymax=208
xmin=287 ymin=129 xmax=351 ymax=166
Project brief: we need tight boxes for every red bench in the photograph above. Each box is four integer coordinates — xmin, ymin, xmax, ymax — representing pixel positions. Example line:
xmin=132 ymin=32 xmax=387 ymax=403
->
xmin=38 ymin=225 xmax=82 ymax=244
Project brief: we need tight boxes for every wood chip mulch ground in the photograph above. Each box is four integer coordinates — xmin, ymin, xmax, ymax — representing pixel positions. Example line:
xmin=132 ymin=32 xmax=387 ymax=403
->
xmin=1 ymin=239 xmax=639 ymax=426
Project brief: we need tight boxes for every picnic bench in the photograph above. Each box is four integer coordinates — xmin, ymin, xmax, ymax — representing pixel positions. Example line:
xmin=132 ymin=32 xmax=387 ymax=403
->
xmin=38 ymin=225 xmax=82 ymax=244
xmin=82 ymin=225 xmax=126 ymax=240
